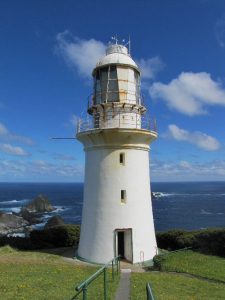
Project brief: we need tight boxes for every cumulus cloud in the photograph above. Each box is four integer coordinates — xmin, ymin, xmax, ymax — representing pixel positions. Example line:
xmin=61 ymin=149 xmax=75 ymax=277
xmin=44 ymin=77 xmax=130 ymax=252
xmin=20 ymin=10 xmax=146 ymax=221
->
xmin=70 ymin=114 xmax=79 ymax=127
xmin=166 ymin=124 xmax=220 ymax=151
xmin=0 ymin=143 xmax=30 ymax=156
xmin=151 ymin=159 xmax=225 ymax=181
xmin=53 ymin=153 xmax=76 ymax=161
xmin=56 ymin=32 xmax=165 ymax=82
xmin=0 ymin=159 xmax=83 ymax=180
xmin=137 ymin=56 xmax=165 ymax=80
xmin=56 ymin=31 xmax=106 ymax=78
xmin=0 ymin=122 xmax=34 ymax=145
xmin=149 ymin=72 xmax=225 ymax=116
xmin=215 ymin=16 xmax=225 ymax=48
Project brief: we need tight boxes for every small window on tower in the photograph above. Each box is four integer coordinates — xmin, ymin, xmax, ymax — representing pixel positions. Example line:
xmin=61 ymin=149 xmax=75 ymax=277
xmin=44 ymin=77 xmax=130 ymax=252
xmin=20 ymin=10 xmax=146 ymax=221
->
xmin=121 ymin=190 xmax=126 ymax=204
xmin=120 ymin=153 xmax=125 ymax=165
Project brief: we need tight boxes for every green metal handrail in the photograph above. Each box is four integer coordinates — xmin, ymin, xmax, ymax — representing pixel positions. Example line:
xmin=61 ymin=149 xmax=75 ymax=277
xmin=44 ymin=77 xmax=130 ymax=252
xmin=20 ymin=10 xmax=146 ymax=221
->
xmin=146 ymin=282 xmax=155 ymax=300
xmin=71 ymin=256 xmax=120 ymax=300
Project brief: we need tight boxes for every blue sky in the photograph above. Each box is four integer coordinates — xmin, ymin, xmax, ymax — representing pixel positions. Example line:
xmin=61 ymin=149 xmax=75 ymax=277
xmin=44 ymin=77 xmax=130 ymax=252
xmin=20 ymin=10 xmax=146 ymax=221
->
xmin=1 ymin=0 xmax=225 ymax=182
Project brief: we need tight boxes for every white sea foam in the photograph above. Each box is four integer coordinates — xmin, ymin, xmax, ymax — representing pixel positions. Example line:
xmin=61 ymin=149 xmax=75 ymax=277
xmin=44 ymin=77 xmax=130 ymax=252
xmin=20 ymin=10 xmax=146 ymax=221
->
xmin=32 ymin=222 xmax=47 ymax=230
xmin=152 ymin=192 xmax=176 ymax=199
xmin=200 ymin=209 xmax=213 ymax=215
xmin=0 ymin=199 xmax=29 ymax=205
xmin=54 ymin=206 xmax=70 ymax=213
xmin=11 ymin=207 xmax=21 ymax=213
xmin=7 ymin=232 xmax=26 ymax=238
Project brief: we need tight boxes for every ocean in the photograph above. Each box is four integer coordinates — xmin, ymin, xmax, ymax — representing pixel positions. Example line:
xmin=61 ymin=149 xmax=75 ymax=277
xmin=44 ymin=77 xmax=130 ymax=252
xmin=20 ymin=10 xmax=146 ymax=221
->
xmin=0 ymin=182 xmax=225 ymax=232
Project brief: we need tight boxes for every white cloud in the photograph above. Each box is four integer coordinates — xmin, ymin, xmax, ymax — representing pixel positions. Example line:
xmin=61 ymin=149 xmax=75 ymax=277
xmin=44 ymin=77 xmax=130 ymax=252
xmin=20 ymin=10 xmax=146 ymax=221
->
xmin=0 ymin=143 xmax=30 ymax=156
xmin=70 ymin=114 xmax=79 ymax=127
xmin=137 ymin=56 xmax=165 ymax=80
xmin=56 ymin=32 xmax=165 ymax=81
xmin=56 ymin=31 xmax=106 ymax=78
xmin=53 ymin=153 xmax=76 ymax=161
xmin=149 ymin=72 xmax=225 ymax=116
xmin=0 ymin=122 xmax=34 ymax=145
xmin=166 ymin=124 xmax=220 ymax=151
xmin=151 ymin=159 xmax=225 ymax=181
xmin=0 ymin=159 xmax=84 ymax=181
xmin=0 ymin=123 xmax=8 ymax=135
xmin=215 ymin=16 xmax=225 ymax=48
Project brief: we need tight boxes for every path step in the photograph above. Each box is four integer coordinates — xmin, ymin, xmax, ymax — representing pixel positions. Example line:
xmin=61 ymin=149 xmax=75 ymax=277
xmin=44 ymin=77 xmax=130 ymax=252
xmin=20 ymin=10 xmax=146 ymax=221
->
xmin=115 ymin=269 xmax=131 ymax=300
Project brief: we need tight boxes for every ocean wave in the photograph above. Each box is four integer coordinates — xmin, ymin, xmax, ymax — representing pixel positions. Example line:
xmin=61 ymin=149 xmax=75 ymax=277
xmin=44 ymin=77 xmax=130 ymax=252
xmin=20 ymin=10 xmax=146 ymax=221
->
xmin=32 ymin=222 xmax=47 ymax=230
xmin=0 ymin=199 xmax=29 ymax=205
xmin=152 ymin=192 xmax=225 ymax=198
xmin=11 ymin=208 xmax=21 ymax=213
xmin=0 ymin=207 xmax=21 ymax=213
xmin=152 ymin=192 xmax=174 ymax=198
xmin=200 ymin=209 xmax=213 ymax=215
xmin=41 ymin=214 xmax=52 ymax=220
xmin=53 ymin=206 xmax=71 ymax=213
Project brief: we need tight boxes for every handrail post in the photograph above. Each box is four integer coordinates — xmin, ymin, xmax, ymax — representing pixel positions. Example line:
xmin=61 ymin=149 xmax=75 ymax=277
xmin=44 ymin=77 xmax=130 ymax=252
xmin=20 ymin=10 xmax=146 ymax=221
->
xmin=83 ymin=285 xmax=87 ymax=300
xmin=112 ymin=260 xmax=114 ymax=281
xmin=104 ymin=268 xmax=107 ymax=300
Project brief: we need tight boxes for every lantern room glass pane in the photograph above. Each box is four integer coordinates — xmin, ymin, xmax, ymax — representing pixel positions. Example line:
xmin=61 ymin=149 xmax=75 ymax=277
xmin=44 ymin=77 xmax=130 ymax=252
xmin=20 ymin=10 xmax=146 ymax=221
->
xmin=108 ymin=66 xmax=119 ymax=102
xmin=110 ymin=66 xmax=117 ymax=79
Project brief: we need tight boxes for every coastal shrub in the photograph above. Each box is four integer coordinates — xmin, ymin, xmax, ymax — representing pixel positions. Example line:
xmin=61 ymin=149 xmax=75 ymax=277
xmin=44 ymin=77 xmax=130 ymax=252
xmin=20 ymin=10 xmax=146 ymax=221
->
xmin=153 ymin=254 xmax=166 ymax=270
xmin=156 ymin=228 xmax=225 ymax=257
xmin=0 ymin=236 xmax=33 ymax=250
xmin=194 ymin=228 xmax=225 ymax=257
xmin=30 ymin=224 xmax=80 ymax=248
xmin=156 ymin=230 xmax=193 ymax=250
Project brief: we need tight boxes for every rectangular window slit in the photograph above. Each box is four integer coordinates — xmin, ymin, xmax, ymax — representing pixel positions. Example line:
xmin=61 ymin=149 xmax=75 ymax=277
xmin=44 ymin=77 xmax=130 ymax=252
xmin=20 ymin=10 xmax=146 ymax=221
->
xmin=121 ymin=190 xmax=126 ymax=203
xmin=120 ymin=153 xmax=125 ymax=165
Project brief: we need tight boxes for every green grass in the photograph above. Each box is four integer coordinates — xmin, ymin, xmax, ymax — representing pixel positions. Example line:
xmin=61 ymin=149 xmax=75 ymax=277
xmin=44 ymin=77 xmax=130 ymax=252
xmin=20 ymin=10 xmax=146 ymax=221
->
xmin=131 ymin=272 xmax=225 ymax=300
xmin=0 ymin=246 xmax=119 ymax=300
xmin=131 ymin=250 xmax=225 ymax=299
xmin=158 ymin=250 xmax=225 ymax=282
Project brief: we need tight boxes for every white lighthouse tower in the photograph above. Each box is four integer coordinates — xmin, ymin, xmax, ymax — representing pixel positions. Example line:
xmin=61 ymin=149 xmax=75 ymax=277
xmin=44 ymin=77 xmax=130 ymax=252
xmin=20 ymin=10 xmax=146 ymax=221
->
xmin=76 ymin=41 xmax=158 ymax=264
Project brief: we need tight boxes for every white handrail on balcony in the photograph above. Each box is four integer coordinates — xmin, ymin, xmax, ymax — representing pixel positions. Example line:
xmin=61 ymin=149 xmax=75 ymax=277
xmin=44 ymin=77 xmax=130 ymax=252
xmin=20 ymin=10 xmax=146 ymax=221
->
xmin=76 ymin=113 xmax=157 ymax=134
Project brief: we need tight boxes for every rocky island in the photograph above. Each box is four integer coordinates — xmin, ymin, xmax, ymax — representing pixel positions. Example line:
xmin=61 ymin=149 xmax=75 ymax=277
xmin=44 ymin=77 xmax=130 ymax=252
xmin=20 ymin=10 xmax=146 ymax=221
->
xmin=0 ymin=194 xmax=56 ymax=237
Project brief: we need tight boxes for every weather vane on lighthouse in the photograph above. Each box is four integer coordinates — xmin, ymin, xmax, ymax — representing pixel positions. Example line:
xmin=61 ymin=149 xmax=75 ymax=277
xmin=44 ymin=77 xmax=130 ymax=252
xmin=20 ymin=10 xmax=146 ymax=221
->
xmin=76 ymin=38 xmax=158 ymax=264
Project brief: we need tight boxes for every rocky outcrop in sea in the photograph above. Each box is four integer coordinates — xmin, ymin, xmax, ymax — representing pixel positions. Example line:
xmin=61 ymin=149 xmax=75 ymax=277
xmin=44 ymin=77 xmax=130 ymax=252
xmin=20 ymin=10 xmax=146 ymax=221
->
xmin=0 ymin=194 xmax=56 ymax=237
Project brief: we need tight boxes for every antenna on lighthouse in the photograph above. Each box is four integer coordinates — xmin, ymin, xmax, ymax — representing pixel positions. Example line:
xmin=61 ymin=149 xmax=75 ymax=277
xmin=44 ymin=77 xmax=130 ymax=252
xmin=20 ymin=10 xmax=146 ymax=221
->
xmin=122 ymin=36 xmax=131 ymax=54
xmin=128 ymin=34 xmax=131 ymax=55
xmin=111 ymin=35 xmax=118 ymax=44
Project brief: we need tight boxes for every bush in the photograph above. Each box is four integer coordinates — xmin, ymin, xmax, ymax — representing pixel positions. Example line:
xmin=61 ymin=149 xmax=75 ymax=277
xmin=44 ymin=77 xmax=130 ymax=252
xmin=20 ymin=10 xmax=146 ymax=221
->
xmin=156 ymin=228 xmax=225 ymax=257
xmin=0 ymin=236 xmax=34 ymax=250
xmin=156 ymin=230 xmax=195 ymax=250
xmin=194 ymin=228 xmax=225 ymax=256
xmin=30 ymin=224 xmax=80 ymax=249
xmin=153 ymin=254 xmax=166 ymax=271
xmin=0 ymin=224 xmax=80 ymax=250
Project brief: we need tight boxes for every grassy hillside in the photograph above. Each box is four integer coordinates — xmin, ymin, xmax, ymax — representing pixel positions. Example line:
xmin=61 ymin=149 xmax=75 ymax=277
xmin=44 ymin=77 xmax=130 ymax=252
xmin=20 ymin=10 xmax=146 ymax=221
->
xmin=132 ymin=272 xmax=225 ymax=300
xmin=0 ymin=246 xmax=119 ymax=300
xmin=131 ymin=250 xmax=225 ymax=300
xmin=155 ymin=250 xmax=225 ymax=282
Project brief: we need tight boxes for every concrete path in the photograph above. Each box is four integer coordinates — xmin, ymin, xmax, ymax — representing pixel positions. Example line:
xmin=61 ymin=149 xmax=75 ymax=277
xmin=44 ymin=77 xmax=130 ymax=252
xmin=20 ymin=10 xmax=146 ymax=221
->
xmin=115 ymin=269 xmax=131 ymax=300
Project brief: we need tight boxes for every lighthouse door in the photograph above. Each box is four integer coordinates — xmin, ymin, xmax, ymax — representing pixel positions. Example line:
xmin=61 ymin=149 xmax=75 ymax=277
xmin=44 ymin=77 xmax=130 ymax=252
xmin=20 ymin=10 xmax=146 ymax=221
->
xmin=115 ymin=229 xmax=133 ymax=262
xmin=117 ymin=232 xmax=125 ymax=258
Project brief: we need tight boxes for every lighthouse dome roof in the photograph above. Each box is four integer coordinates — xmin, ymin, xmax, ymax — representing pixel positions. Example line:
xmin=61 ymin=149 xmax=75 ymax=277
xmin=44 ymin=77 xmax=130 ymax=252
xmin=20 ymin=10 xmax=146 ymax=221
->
xmin=95 ymin=44 xmax=139 ymax=71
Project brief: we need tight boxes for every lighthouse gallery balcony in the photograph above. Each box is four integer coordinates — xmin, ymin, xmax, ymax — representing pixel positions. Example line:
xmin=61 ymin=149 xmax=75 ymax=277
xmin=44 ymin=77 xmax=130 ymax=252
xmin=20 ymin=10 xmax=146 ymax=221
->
xmin=76 ymin=111 xmax=157 ymax=134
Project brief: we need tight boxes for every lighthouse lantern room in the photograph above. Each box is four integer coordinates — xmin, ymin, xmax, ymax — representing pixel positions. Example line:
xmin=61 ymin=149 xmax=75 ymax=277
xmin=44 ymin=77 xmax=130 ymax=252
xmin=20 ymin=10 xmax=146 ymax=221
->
xmin=76 ymin=41 xmax=158 ymax=264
